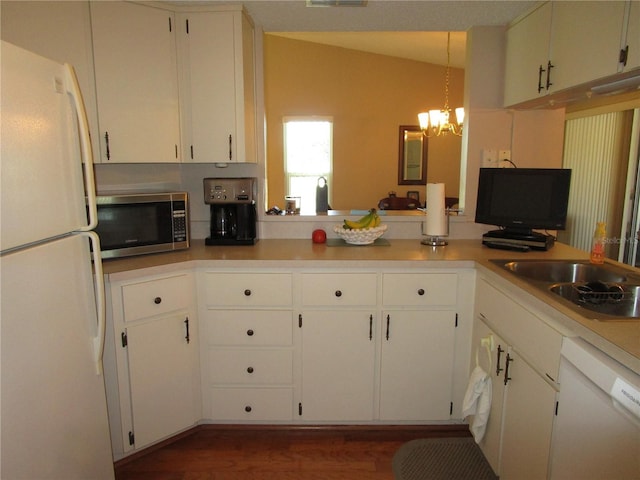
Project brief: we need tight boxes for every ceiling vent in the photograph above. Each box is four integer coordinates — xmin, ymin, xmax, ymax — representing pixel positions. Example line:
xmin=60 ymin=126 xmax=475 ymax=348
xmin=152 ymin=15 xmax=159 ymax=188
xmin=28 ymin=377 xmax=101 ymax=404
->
xmin=306 ymin=0 xmax=368 ymax=6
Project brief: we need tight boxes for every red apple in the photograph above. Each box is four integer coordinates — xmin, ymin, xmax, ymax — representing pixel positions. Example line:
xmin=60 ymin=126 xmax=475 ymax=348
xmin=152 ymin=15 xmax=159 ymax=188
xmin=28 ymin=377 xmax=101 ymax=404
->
xmin=312 ymin=229 xmax=327 ymax=244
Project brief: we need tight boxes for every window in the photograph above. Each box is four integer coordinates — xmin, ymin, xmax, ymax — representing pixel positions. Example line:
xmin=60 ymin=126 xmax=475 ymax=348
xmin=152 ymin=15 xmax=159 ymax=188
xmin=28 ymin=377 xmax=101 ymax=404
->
xmin=284 ymin=117 xmax=333 ymax=214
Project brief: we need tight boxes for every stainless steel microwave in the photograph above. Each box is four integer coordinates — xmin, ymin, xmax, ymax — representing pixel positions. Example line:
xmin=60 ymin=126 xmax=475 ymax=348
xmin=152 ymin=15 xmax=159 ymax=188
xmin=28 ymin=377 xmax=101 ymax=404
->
xmin=94 ymin=192 xmax=189 ymax=259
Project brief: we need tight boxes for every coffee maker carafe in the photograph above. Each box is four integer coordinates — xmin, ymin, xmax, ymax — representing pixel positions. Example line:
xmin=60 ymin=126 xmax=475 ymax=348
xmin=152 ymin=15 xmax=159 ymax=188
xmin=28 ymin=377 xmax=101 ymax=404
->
xmin=204 ymin=178 xmax=257 ymax=245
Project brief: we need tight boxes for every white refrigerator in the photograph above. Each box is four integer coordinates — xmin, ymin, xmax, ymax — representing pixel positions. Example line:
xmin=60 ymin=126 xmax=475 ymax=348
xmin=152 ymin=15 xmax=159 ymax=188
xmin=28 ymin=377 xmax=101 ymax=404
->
xmin=0 ymin=41 xmax=114 ymax=478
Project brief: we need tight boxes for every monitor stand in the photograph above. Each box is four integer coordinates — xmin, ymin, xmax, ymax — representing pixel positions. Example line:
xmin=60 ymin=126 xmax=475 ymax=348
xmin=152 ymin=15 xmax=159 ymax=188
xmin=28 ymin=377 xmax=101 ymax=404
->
xmin=482 ymin=228 xmax=555 ymax=251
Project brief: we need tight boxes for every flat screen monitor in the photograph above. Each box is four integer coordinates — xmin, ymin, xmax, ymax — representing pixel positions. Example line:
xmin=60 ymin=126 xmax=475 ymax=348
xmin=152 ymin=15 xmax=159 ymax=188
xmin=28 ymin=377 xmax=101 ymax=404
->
xmin=475 ymin=168 xmax=572 ymax=237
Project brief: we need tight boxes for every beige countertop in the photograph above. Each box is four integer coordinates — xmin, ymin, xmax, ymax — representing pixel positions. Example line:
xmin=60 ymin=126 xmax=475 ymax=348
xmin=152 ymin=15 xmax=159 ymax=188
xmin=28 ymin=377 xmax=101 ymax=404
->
xmin=102 ymin=238 xmax=639 ymax=374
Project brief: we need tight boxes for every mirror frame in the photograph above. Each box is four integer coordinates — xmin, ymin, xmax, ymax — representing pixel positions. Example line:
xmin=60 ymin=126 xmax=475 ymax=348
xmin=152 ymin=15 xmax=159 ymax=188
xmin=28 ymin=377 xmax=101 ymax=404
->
xmin=398 ymin=125 xmax=427 ymax=185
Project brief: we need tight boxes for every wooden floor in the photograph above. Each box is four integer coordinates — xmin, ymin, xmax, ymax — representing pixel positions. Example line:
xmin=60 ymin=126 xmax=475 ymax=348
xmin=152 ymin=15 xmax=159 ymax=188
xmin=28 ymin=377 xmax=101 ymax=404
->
xmin=114 ymin=425 xmax=470 ymax=480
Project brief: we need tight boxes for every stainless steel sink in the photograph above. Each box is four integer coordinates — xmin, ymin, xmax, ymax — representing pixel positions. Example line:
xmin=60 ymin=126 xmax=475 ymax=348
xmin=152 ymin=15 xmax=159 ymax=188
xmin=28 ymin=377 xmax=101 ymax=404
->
xmin=491 ymin=259 xmax=640 ymax=321
xmin=498 ymin=260 xmax=629 ymax=283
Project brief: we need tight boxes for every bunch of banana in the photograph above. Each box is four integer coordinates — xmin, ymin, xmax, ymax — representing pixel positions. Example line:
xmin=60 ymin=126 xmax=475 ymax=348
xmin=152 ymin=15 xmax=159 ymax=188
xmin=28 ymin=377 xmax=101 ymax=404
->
xmin=343 ymin=208 xmax=381 ymax=229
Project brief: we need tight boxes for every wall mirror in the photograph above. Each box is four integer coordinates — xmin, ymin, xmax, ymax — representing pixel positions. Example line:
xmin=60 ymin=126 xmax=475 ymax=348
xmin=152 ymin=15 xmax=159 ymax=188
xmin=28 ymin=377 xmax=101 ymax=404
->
xmin=398 ymin=125 xmax=427 ymax=185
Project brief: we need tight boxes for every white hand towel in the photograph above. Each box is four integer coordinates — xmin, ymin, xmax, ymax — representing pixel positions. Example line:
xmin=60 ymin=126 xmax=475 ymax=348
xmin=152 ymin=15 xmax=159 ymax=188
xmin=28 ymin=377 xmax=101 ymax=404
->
xmin=462 ymin=365 xmax=493 ymax=444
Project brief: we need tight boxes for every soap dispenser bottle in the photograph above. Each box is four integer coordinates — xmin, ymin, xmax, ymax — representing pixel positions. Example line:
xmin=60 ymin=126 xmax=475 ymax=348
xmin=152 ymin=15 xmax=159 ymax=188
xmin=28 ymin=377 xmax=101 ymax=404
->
xmin=590 ymin=222 xmax=606 ymax=264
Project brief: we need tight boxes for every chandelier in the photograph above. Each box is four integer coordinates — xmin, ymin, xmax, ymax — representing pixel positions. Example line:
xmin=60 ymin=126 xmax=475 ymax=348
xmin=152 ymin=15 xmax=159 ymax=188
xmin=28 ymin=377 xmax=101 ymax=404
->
xmin=418 ymin=32 xmax=464 ymax=137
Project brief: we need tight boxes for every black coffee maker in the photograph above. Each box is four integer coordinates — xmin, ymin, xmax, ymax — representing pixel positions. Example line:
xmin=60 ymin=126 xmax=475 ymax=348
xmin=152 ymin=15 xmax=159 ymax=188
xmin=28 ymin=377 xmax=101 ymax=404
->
xmin=204 ymin=178 xmax=257 ymax=245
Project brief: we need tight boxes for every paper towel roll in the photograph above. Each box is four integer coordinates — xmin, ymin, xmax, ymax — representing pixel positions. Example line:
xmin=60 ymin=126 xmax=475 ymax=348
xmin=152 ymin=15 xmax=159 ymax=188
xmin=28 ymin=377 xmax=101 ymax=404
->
xmin=425 ymin=183 xmax=448 ymax=236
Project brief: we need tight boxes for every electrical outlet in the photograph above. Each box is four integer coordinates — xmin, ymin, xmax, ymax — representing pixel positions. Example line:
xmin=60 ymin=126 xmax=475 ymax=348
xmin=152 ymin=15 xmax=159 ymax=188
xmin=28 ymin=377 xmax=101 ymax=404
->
xmin=499 ymin=150 xmax=511 ymax=165
xmin=482 ymin=149 xmax=498 ymax=168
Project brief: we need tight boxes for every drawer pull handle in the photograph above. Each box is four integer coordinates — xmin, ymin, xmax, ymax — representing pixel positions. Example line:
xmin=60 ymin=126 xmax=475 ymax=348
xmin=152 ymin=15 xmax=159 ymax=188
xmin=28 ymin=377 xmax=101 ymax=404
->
xmin=245 ymin=406 xmax=252 ymax=413
xmin=244 ymin=289 xmax=252 ymax=296
xmin=335 ymin=290 xmax=342 ymax=297
xmin=417 ymin=288 xmax=425 ymax=296
xmin=247 ymin=366 xmax=254 ymax=374
xmin=247 ymin=329 xmax=254 ymax=336
xmin=154 ymin=297 xmax=162 ymax=304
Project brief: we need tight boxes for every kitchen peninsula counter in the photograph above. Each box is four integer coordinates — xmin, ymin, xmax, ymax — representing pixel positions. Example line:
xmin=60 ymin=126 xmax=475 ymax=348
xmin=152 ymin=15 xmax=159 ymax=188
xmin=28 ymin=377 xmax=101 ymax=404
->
xmin=102 ymin=239 xmax=639 ymax=374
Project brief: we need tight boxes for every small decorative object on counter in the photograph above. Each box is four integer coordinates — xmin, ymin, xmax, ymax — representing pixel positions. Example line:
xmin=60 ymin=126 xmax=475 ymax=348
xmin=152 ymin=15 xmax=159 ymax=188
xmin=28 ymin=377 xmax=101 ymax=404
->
xmin=312 ymin=229 xmax=327 ymax=244
xmin=590 ymin=221 xmax=606 ymax=264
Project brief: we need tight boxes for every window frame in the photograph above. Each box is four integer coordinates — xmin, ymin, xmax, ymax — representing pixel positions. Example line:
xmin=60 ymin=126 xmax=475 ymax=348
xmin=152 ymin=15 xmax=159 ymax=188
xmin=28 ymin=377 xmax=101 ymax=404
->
xmin=283 ymin=116 xmax=333 ymax=213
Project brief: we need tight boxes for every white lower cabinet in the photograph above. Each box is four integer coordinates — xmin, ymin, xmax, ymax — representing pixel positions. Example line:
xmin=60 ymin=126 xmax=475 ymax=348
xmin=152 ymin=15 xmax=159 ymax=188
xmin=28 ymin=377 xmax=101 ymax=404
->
xmin=474 ymin=276 xmax=562 ymax=479
xmin=379 ymin=273 xmax=458 ymax=421
xmin=104 ymin=271 xmax=200 ymax=459
xmin=126 ymin=313 xmax=199 ymax=448
xmin=198 ymin=272 xmax=295 ymax=422
xmin=106 ymin=265 xmax=472 ymax=457
xmin=499 ymin=348 xmax=558 ymax=480
xmin=300 ymin=309 xmax=376 ymax=421
xmin=299 ymin=272 xmax=377 ymax=421
xmin=379 ymin=310 xmax=456 ymax=421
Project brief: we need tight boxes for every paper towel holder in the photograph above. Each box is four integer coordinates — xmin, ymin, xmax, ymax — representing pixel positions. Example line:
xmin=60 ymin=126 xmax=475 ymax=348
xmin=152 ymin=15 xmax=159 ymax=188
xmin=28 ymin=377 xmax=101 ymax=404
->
xmin=420 ymin=207 xmax=460 ymax=246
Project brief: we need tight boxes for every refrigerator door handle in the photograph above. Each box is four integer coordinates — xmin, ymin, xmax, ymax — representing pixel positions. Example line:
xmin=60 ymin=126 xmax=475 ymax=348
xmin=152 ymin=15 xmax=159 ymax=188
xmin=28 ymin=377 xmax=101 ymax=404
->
xmin=64 ymin=63 xmax=98 ymax=231
xmin=77 ymin=231 xmax=106 ymax=375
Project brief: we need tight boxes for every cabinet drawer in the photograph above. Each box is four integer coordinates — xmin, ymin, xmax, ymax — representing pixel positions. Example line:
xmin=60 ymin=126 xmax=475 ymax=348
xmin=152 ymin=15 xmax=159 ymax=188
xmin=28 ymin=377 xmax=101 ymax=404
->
xmin=476 ymin=279 xmax=562 ymax=379
xmin=203 ymin=310 xmax=293 ymax=346
xmin=121 ymin=273 xmax=192 ymax=321
xmin=209 ymin=387 xmax=293 ymax=421
xmin=208 ymin=349 xmax=293 ymax=384
xmin=202 ymin=273 xmax=292 ymax=306
xmin=301 ymin=273 xmax=377 ymax=306
xmin=383 ymin=273 xmax=457 ymax=306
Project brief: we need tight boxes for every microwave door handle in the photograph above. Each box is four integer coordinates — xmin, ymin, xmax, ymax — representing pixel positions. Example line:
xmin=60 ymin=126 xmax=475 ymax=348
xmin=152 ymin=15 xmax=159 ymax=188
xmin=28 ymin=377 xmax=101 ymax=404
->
xmin=64 ymin=63 xmax=97 ymax=231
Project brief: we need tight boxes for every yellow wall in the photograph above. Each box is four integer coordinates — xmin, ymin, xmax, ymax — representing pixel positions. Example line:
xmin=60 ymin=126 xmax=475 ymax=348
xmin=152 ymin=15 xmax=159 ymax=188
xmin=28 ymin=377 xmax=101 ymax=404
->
xmin=264 ymin=34 xmax=464 ymax=211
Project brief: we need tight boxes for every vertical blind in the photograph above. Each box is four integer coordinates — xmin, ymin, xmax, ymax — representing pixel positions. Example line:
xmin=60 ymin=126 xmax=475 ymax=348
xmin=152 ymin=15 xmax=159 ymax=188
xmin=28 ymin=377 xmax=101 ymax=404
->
xmin=558 ymin=111 xmax=631 ymax=256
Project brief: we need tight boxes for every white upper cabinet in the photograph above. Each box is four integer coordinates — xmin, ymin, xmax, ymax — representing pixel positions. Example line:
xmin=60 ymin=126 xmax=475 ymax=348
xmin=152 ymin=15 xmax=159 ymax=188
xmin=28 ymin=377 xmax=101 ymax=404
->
xmin=0 ymin=1 xmax=101 ymax=165
xmin=549 ymin=1 xmax=627 ymax=92
xmin=504 ymin=1 xmax=634 ymax=107
xmin=90 ymin=2 xmax=181 ymax=163
xmin=177 ymin=10 xmax=257 ymax=164
xmin=625 ymin=1 xmax=640 ymax=71
xmin=503 ymin=2 xmax=553 ymax=107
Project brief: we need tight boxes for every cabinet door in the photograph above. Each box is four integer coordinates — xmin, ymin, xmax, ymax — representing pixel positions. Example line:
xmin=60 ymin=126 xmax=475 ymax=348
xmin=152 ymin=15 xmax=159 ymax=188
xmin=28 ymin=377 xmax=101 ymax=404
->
xmin=503 ymin=2 xmax=552 ymax=106
xmin=0 ymin=1 xmax=101 ymax=165
xmin=126 ymin=312 xmax=198 ymax=449
xmin=379 ymin=310 xmax=456 ymax=421
xmin=91 ymin=2 xmax=180 ymax=163
xmin=624 ymin=0 xmax=640 ymax=71
xmin=178 ymin=11 xmax=256 ymax=163
xmin=500 ymin=349 xmax=557 ymax=480
xmin=549 ymin=2 xmax=627 ymax=92
xmin=301 ymin=310 xmax=375 ymax=421
xmin=472 ymin=318 xmax=507 ymax=476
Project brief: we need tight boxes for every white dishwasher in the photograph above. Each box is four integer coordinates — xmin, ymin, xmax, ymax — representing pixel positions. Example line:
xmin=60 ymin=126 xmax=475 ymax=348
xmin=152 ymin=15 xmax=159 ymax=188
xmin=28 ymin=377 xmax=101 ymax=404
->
xmin=550 ymin=337 xmax=640 ymax=480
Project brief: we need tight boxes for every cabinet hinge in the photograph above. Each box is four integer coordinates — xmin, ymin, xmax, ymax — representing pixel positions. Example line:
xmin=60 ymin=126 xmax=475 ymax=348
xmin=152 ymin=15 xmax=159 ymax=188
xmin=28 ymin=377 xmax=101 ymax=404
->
xmin=128 ymin=431 xmax=135 ymax=446
xmin=449 ymin=402 xmax=453 ymax=415
xmin=298 ymin=402 xmax=302 ymax=416
xmin=620 ymin=46 xmax=629 ymax=66
xmin=121 ymin=331 xmax=128 ymax=348
xmin=455 ymin=313 xmax=458 ymax=327
xmin=298 ymin=314 xmax=302 ymax=328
